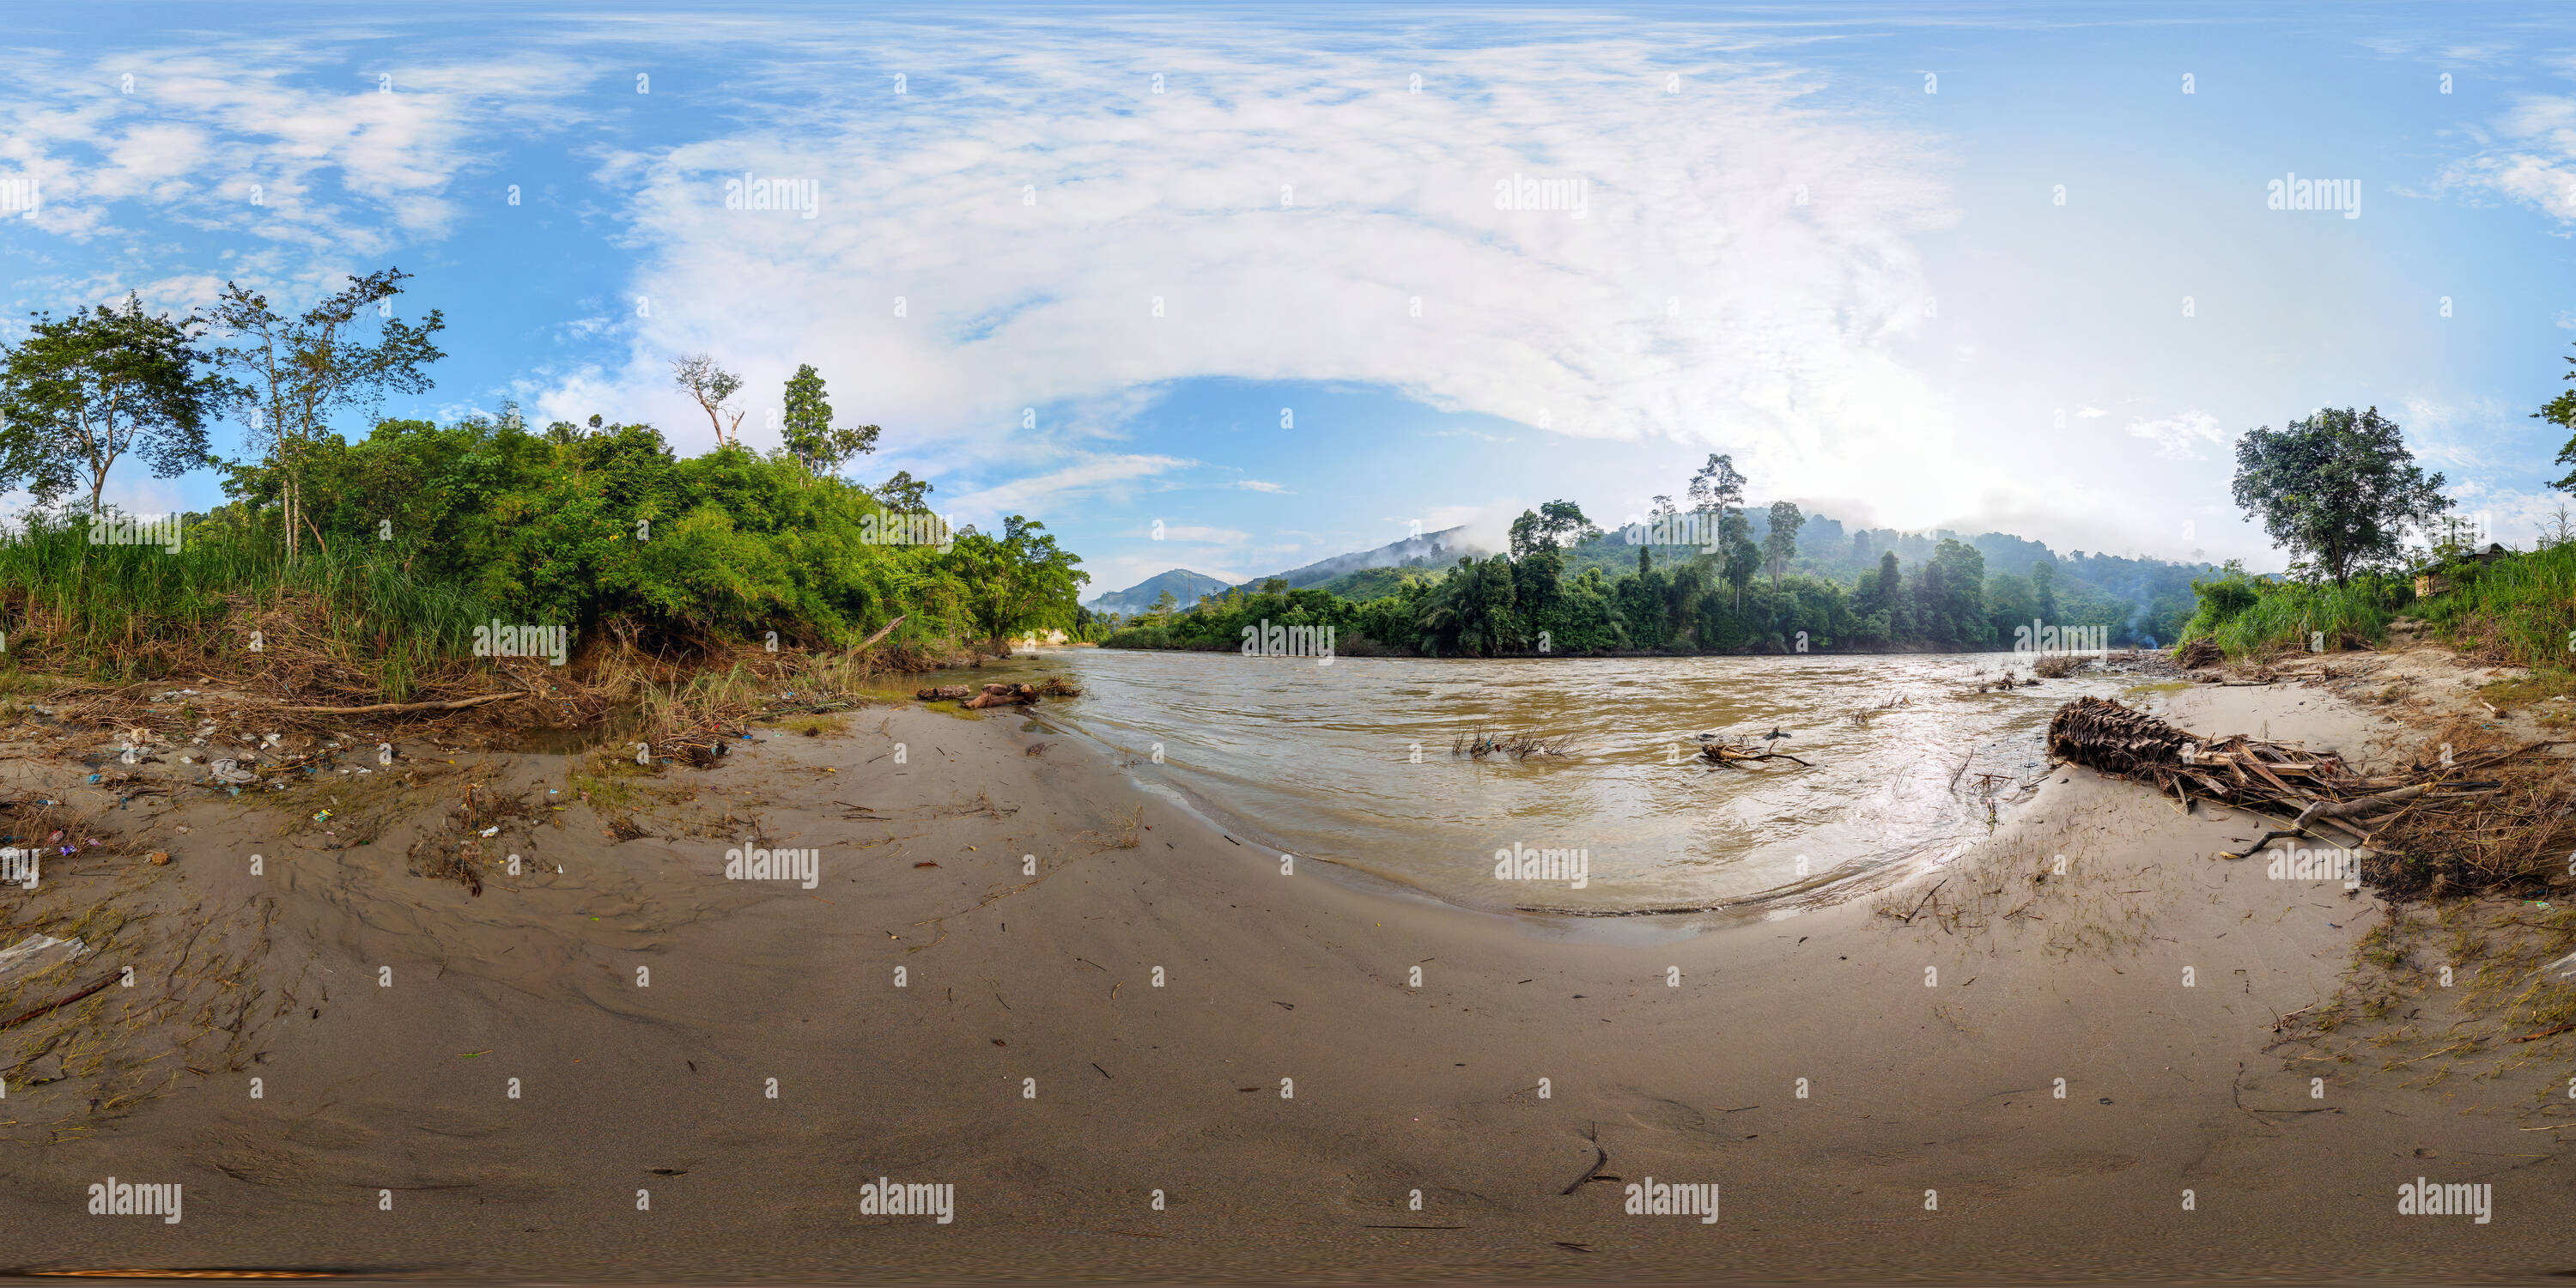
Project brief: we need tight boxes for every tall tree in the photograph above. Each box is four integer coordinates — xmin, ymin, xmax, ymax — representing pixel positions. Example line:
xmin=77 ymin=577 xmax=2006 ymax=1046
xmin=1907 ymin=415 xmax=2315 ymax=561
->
xmin=2030 ymin=558 xmax=2058 ymax=621
xmin=209 ymin=268 xmax=446 ymax=562
xmin=1684 ymin=453 xmax=1757 ymax=605
xmin=2230 ymin=406 xmax=2450 ymax=586
xmin=1539 ymin=499 xmax=1597 ymax=546
xmin=951 ymin=515 xmax=1088 ymax=644
xmin=1870 ymin=550 xmax=1901 ymax=616
xmin=671 ymin=353 xmax=745 ymax=447
xmin=1762 ymin=500 xmax=1804 ymax=588
xmin=2540 ymin=341 xmax=2576 ymax=496
xmin=1718 ymin=509 xmax=1758 ymax=606
xmin=0 ymin=293 xmax=228 ymax=517
xmin=876 ymin=469 xmax=933 ymax=512
xmin=779 ymin=363 xmax=880 ymax=485
xmin=1509 ymin=498 xmax=1597 ymax=558
xmin=1686 ymin=453 xmax=1745 ymax=519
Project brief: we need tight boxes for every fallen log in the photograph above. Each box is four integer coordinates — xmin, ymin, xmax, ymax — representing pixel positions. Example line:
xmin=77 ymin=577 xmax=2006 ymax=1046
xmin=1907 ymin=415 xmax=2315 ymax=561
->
xmin=964 ymin=683 xmax=1041 ymax=709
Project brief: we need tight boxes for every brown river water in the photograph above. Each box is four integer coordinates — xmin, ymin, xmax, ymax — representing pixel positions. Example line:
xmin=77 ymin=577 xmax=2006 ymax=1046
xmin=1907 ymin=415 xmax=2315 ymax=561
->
xmin=963 ymin=648 xmax=2147 ymax=917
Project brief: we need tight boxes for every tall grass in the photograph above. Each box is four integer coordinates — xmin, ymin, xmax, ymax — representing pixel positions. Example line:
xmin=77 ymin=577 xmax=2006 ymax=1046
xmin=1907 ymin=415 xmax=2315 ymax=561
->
xmin=2420 ymin=541 xmax=2576 ymax=666
xmin=0 ymin=513 xmax=500 ymax=696
xmin=2178 ymin=570 xmax=2395 ymax=659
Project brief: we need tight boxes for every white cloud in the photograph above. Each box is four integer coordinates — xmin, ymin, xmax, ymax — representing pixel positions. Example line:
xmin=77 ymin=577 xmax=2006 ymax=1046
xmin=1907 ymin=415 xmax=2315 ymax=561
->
xmin=2400 ymin=395 xmax=2522 ymax=471
xmin=2440 ymin=94 xmax=2576 ymax=222
xmin=2124 ymin=409 xmax=2227 ymax=461
xmin=0 ymin=44 xmax=592 ymax=283
xmin=586 ymin=21 xmax=1963 ymax=500
xmin=2075 ymin=405 xmax=2106 ymax=419
xmin=2433 ymin=483 xmax=2574 ymax=549
xmin=1230 ymin=479 xmax=1287 ymax=493
xmin=942 ymin=452 xmax=1195 ymax=522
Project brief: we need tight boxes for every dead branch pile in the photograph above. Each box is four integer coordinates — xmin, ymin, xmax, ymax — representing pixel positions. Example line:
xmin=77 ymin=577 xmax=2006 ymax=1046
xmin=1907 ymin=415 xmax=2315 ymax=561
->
xmin=2047 ymin=696 xmax=2565 ymax=896
xmin=2032 ymin=653 xmax=2083 ymax=679
xmin=2174 ymin=639 xmax=2224 ymax=669
xmin=1453 ymin=730 xmax=1570 ymax=759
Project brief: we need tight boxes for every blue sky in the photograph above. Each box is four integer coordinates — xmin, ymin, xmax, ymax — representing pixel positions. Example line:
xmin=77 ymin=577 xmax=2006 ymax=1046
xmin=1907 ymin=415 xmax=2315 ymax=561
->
xmin=4 ymin=3 xmax=2574 ymax=597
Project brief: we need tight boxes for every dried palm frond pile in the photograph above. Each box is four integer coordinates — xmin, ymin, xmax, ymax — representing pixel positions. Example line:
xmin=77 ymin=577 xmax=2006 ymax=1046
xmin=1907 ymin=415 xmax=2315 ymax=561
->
xmin=2047 ymin=696 xmax=2567 ymax=896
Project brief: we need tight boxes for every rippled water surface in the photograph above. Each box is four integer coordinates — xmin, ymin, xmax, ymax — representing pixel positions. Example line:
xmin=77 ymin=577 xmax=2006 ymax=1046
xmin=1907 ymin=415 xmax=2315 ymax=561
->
xmin=969 ymin=648 xmax=2141 ymax=914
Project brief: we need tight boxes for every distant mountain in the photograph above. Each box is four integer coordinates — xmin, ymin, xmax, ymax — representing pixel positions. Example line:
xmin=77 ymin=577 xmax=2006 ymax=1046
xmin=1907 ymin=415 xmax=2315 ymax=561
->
xmin=1230 ymin=525 xmax=1487 ymax=593
xmin=1084 ymin=568 xmax=1234 ymax=616
xmin=1084 ymin=526 xmax=1492 ymax=617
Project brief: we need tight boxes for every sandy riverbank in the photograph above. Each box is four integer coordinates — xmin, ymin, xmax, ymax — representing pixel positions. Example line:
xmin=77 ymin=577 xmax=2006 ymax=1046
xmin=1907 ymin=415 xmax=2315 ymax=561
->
xmin=0 ymin=647 xmax=2570 ymax=1281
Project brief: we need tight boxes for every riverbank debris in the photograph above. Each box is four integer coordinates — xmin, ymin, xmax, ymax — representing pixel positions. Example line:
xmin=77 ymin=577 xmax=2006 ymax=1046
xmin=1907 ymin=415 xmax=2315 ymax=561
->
xmin=965 ymin=683 xmax=1041 ymax=709
xmin=1453 ymin=730 xmax=1571 ymax=759
xmin=1695 ymin=733 xmax=1811 ymax=769
xmin=2047 ymin=696 xmax=2566 ymax=895
xmin=2174 ymin=639 xmax=2224 ymax=669
xmin=916 ymin=682 xmax=1057 ymax=709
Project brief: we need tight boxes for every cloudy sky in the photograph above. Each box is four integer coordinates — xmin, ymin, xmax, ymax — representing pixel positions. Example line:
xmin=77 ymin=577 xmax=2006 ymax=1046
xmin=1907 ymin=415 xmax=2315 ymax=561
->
xmin=5 ymin=3 xmax=2575 ymax=595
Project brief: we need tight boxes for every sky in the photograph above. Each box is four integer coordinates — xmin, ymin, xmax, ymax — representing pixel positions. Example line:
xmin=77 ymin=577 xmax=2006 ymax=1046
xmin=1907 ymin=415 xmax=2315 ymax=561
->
xmin=4 ymin=2 xmax=2575 ymax=598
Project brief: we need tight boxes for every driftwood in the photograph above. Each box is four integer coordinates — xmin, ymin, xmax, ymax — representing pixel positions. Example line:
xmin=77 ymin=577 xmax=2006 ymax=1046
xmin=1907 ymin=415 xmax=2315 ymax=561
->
xmin=965 ymin=683 xmax=1041 ymax=709
xmin=918 ymin=681 xmax=1055 ymax=708
xmin=1696 ymin=728 xmax=1810 ymax=768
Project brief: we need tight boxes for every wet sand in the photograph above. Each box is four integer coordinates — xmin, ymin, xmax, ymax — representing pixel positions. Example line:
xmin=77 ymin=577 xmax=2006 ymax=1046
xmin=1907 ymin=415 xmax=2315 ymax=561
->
xmin=1 ymin=657 xmax=2570 ymax=1282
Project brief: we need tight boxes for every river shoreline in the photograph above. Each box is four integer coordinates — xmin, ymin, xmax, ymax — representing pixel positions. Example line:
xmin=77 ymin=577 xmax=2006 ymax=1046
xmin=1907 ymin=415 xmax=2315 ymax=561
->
xmin=0 ymin=642 xmax=2567 ymax=1279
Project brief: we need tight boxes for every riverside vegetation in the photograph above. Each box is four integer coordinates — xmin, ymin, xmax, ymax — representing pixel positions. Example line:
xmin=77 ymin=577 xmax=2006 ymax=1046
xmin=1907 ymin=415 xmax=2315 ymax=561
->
xmin=0 ymin=268 xmax=1092 ymax=732
xmin=1106 ymin=459 xmax=2207 ymax=659
xmin=1107 ymin=341 xmax=2576 ymax=682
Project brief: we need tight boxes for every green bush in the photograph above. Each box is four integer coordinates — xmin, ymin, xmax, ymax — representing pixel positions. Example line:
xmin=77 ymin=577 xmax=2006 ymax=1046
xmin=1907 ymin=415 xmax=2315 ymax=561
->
xmin=224 ymin=416 xmax=1084 ymax=651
